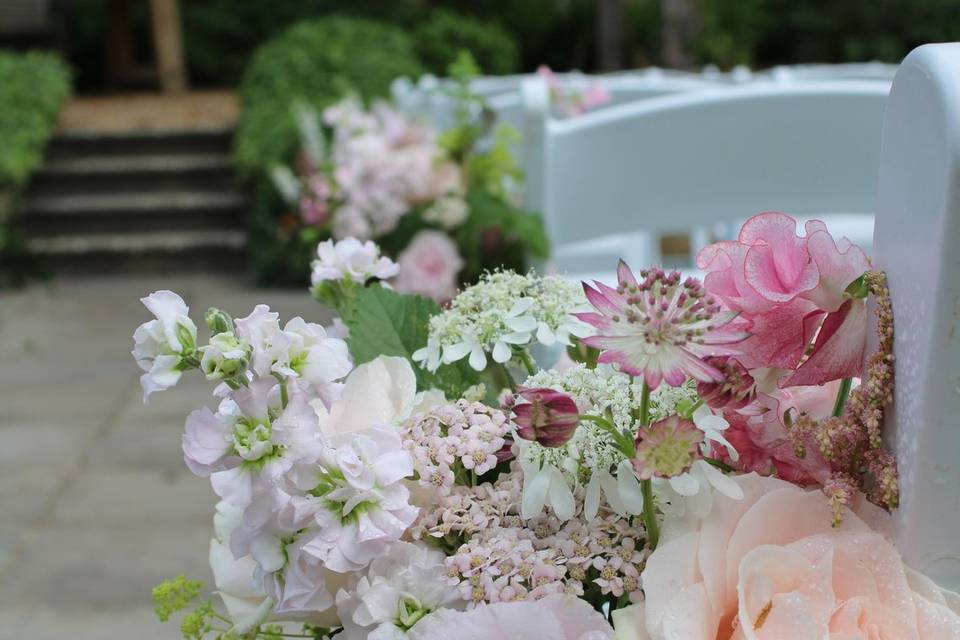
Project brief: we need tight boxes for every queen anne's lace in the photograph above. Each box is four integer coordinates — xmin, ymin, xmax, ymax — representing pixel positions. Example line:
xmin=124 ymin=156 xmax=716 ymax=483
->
xmin=413 ymin=271 xmax=590 ymax=372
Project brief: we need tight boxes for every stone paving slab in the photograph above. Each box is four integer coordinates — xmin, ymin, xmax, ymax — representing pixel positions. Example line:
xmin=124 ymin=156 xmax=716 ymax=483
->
xmin=0 ymin=274 xmax=334 ymax=639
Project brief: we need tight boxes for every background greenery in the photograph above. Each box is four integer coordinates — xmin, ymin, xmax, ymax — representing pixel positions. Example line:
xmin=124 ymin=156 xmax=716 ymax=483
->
xmin=0 ymin=50 xmax=70 ymax=287
xmin=57 ymin=0 xmax=960 ymax=91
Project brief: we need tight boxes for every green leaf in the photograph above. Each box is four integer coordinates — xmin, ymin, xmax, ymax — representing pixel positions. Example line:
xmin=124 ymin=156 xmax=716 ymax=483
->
xmin=343 ymin=284 xmax=482 ymax=398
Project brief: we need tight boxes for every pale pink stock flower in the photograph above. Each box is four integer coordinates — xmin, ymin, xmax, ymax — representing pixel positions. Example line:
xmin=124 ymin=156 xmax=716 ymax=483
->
xmin=578 ymin=261 xmax=749 ymax=389
xmin=394 ymin=230 xmax=464 ymax=303
xmin=614 ymin=473 xmax=960 ymax=640
xmin=409 ymin=594 xmax=613 ymax=640
xmin=697 ymin=212 xmax=871 ymax=385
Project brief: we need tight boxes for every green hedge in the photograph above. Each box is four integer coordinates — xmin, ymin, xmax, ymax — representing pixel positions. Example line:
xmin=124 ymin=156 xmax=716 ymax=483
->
xmin=0 ymin=51 xmax=71 ymax=189
xmin=234 ymin=17 xmax=424 ymax=175
xmin=413 ymin=10 xmax=520 ymax=75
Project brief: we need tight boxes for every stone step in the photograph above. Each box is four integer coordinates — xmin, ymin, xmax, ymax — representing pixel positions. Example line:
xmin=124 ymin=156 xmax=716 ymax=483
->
xmin=46 ymin=128 xmax=233 ymax=160
xmin=30 ymin=153 xmax=236 ymax=195
xmin=28 ymin=229 xmax=248 ymax=275
xmin=18 ymin=190 xmax=247 ymax=236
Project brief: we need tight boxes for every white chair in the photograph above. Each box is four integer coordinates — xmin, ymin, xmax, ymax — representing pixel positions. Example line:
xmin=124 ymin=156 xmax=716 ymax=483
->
xmin=536 ymin=80 xmax=890 ymax=279
xmin=873 ymin=42 xmax=960 ymax=590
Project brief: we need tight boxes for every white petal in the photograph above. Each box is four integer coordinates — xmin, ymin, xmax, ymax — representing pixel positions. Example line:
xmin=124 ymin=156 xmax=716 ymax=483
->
xmin=507 ymin=298 xmax=535 ymax=317
xmin=501 ymin=331 xmax=531 ymax=345
xmin=492 ymin=340 xmax=512 ymax=363
xmin=536 ymin=322 xmax=556 ymax=346
xmin=697 ymin=413 xmax=730 ymax=433
xmin=548 ymin=467 xmax=576 ymax=521
xmin=699 ymin=460 xmax=744 ymax=500
xmin=442 ymin=341 xmax=472 ymax=363
xmin=585 ymin=474 xmax=601 ymax=520
xmin=522 ymin=466 xmax=551 ymax=519
xmin=617 ymin=460 xmax=645 ymax=515
xmin=669 ymin=473 xmax=701 ymax=496
xmin=505 ymin=315 xmax=538 ymax=333
xmin=705 ymin=431 xmax=740 ymax=462
xmin=468 ymin=344 xmax=487 ymax=371
xmin=598 ymin=469 xmax=627 ymax=515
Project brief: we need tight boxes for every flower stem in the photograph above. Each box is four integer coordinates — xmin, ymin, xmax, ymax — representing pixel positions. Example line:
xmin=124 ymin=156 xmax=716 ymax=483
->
xmin=832 ymin=377 xmax=853 ymax=417
xmin=516 ymin=349 xmax=537 ymax=376
xmin=637 ymin=381 xmax=660 ymax=550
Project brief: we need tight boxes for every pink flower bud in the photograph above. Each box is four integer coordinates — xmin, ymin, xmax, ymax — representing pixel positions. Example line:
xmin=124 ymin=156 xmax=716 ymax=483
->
xmin=696 ymin=356 xmax=756 ymax=410
xmin=510 ymin=387 xmax=580 ymax=448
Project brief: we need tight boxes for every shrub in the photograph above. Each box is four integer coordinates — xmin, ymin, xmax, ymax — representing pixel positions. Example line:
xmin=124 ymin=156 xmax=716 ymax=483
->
xmin=0 ymin=51 xmax=71 ymax=189
xmin=413 ymin=10 xmax=520 ymax=75
xmin=234 ymin=17 xmax=424 ymax=175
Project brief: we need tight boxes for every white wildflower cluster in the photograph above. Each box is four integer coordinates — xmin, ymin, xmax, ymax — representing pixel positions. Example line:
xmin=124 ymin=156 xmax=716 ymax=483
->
xmin=516 ymin=364 xmax=644 ymax=521
xmin=413 ymin=271 xmax=590 ymax=372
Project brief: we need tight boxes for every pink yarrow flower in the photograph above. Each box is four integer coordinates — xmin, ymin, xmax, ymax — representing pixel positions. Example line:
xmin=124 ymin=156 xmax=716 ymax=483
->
xmin=510 ymin=387 xmax=581 ymax=448
xmin=577 ymin=261 xmax=748 ymax=389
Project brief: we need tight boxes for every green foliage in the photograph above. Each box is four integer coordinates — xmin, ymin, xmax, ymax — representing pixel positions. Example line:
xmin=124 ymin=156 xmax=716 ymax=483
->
xmin=152 ymin=575 xmax=203 ymax=623
xmin=343 ymin=284 xmax=482 ymax=399
xmin=413 ymin=9 xmax=520 ymax=76
xmin=455 ymin=189 xmax=549 ymax=284
xmin=0 ymin=51 xmax=71 ymax=189
xmin=696 ymin=0 xmax=770 ymax=68
xmin=235 ymin=17 xmax=423 ymax=175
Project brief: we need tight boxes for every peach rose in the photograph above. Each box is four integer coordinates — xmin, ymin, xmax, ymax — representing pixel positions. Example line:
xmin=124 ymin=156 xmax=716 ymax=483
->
xmin=613 ymin=474 xmax=960 ymax=640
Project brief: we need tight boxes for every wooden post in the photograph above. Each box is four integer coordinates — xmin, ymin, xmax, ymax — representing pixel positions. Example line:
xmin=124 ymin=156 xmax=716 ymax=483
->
xmin=661 ymin=0 xmax=700 ymax=70
xmin=873 ymin=43 xmax=960 ymax=590
xmin=148 ymin=0 xmax=186 ymax=93
xmin=595 ymin=0 xmax=625 ymax=72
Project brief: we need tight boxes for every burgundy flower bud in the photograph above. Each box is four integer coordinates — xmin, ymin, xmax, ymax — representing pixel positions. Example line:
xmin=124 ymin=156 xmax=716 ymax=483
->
xmin=696 ymin=356 xmax=756 ymax=410
xmin=510 ymin=387 xmax=580 ymax=448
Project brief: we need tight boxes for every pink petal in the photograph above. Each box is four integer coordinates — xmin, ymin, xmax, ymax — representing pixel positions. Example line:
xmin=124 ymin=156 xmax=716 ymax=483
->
xmin=801 ymin=228 xmax=871 ymax=313
xmin=617 ymin=259 xmax=639 ymax=289
xmin=582 ymin=282 xmax=621 ymax=316
xmin=733 ymin=298 xmax=822 ymax=370
xmin=781 ymin=299 xmax=867 ymax=387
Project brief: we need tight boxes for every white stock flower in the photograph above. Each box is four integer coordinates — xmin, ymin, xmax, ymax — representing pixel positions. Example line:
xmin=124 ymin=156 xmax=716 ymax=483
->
xmin=314 ymin=356 xmax=417 ymax=440
xmin=209 ymin=501 xmax=274 ymax=634
xmin=272 ymin=317 xmax=352 ymax=397
xmin=335 ymin=541 xmax=464 ymax=640
xmin=301 ymin=426 xmax=418 ymax=573
xmin=310 ymin=237 xmax=399 ymax=286
xmin=422 ymin=194 xmax=468 ymax=229
xmin=200 ymin=332 xmax=250 ymax=381
xmin=132 ymin=290 xmax=198 ymax=401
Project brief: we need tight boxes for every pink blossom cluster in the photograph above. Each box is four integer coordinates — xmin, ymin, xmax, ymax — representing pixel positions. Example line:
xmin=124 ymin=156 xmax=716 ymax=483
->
xmin=413 ymin=465 xmax=646 ymax=608
xmin=294 ymin=99 xmax=465 ymax=240
xmin=402 ymin=400 xmax=514 ymax=497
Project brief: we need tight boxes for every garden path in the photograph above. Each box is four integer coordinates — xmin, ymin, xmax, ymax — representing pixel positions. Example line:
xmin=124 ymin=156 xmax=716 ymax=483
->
xmin=0 ymin=274 xmax=329 ymax=639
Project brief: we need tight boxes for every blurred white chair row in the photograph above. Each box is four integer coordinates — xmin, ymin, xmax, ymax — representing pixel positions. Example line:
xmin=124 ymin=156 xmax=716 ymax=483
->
xmin=391 ymin=65 xmax=892 ymax=280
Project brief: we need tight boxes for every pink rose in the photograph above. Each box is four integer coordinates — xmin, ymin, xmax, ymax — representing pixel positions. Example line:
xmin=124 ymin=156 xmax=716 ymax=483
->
xmin=394 ymin=231 xmax=464 ymax=303
xmin=697 ymin=212 xmax=871 ymax=385
xmin=614 ymin=474 xmax=960 ymax=640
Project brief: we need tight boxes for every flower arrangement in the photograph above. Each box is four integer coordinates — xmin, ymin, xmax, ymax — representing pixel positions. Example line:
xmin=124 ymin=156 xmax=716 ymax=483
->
xmin=134 ymin=212 xmax=960 ymax=639
xmin=266 ymin=54 xmax=548 ymax=300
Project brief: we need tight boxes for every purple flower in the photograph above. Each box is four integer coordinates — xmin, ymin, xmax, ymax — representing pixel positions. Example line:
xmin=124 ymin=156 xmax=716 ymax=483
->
xmin=577 ymin=261 xmax=749 ymax=389
xmin=511 ymin=388 xmax=580 ymax=448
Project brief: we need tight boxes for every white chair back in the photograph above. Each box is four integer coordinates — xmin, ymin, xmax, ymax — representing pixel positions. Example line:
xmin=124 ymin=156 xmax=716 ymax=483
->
xmin=538 ymin=81 xmax=889 ymax=274
xmin=873 ymin=43 xmax=960 ymax=590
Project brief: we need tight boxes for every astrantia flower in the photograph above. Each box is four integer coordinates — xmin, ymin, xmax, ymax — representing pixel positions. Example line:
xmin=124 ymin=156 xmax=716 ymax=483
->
xmin=414 ymin=271 xmax=590 ymax=372
xmin=310 ymin=237 xmax=399 ymax=287
xmin=510 ymin=387 xmax=580 ymax=448
xmin=631 ymin=415 xmax=704 ymax=480
xmin=578 ymin=261 xmax=748 ymax=389
xmin=132 ymin=290 xmax=199 ymax=400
